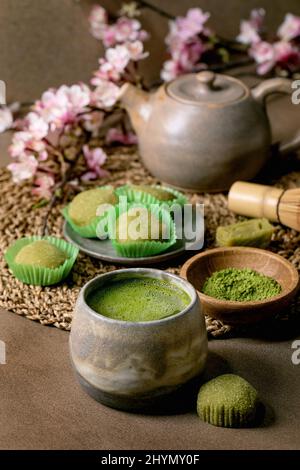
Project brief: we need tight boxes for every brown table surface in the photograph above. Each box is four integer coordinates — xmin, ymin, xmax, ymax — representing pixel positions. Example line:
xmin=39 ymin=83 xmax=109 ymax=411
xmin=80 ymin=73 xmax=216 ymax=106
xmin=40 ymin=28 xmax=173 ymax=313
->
xmin=1 ymin=91 xmax=300 ymax=450
xmin=1 ymin=307 xmax=300 ymax=450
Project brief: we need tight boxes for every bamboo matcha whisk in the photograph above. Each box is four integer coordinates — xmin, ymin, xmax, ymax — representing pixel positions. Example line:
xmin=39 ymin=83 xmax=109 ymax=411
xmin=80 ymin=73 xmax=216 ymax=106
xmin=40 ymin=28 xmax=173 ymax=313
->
xmin=228 ymin=181 xmax=300 ymax=232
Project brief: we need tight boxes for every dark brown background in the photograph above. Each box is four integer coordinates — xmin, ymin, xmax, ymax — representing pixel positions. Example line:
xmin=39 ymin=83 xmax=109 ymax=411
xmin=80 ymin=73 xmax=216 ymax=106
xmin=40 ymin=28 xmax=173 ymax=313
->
xmin=0 ymin=0 xmax=300 ymax=102
xmin=1 ymin=0 xmax=300 ymax=450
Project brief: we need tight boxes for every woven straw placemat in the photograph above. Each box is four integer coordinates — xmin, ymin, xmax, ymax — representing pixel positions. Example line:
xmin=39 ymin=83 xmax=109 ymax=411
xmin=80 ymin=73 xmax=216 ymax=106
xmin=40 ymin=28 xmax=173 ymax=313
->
xmin=1 ymin=148 xmax=300 ymax=338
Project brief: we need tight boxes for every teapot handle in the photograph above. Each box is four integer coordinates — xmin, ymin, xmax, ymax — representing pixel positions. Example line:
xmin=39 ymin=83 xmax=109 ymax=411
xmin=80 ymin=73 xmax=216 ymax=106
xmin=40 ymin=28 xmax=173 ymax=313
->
xmin=252 ymin=78 xmax=300 ymax=155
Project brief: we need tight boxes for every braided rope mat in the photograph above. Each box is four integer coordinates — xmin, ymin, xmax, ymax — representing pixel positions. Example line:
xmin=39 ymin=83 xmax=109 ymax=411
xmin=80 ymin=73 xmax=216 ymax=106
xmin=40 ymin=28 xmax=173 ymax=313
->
xmin=1 ymin=148 xmax=300 ymax=338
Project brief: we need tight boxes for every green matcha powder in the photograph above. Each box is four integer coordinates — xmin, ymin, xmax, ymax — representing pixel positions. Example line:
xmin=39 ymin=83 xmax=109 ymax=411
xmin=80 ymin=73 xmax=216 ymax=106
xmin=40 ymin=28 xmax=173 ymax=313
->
xmin=202 ymin=268 xmax=281 ymax=302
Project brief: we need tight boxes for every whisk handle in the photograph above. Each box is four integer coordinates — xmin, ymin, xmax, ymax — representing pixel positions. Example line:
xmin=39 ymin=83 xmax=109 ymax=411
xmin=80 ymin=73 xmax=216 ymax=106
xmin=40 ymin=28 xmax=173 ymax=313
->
xmin=228 ymin=181 xmax=283 ymax=222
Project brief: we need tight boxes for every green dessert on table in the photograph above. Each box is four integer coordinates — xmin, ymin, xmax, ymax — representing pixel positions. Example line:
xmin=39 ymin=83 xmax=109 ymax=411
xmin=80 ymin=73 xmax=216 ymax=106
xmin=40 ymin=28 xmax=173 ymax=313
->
xmin=216 ymin=218 xmax=274 ymax=248
xmin=128 ymin=184 xmax=177 ymax=202
xmin=116 ymin=184 xmax=187 ymax=206
xmin=63 ymin=186 xmax=118 ymax=238
xmin=15 ymin=240 xmax=67 ymax=268
xmin=87 ymin=276 xmax=190 ymax=322
xmin=197 ymin=374 xmax=259 ymax=428
xmin=202 ymin=267 xmax=281 ymax=302
xmin=5 ymin=236 xmax=78 ymax=286
xmin=109 ymin=204 xmax=177 ymax=258
xmin=116 ymin=206 xmax=167 ymax=243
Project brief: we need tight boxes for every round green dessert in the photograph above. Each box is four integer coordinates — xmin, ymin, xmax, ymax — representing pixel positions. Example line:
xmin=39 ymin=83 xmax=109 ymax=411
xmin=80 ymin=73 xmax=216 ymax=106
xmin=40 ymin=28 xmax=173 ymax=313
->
xmin=197 ymin=374 xmax=258 ymax=428
xmin=68 ymin=187 xmax=118 ymax=227
xmin=116 ymin=184 xmax=187 ymax=207
xmin=116 ymin=206 xmax=167 ymax=243
xmin=15 ymin=240 xmax=67 ymax=269
xmin=202 ymin=268 xmax=281 ymax=302
xmin=129 ymin=184 xmax=177 ymax=202
xmin=87 ymin=276 xmax=191 ymax=322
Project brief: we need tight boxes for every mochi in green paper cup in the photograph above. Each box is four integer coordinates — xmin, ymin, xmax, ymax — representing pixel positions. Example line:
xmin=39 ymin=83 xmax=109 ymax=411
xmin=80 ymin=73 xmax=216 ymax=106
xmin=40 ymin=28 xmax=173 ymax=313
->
xmin=115 ymin=184 xmax=187 ymax=208
xmin=62 ymin=186 xmax=118 ymax=238
xmin=4 ymin=236 xmax=79 ymax=286
xmin=105 ymin=202 xmax=177 ymax=258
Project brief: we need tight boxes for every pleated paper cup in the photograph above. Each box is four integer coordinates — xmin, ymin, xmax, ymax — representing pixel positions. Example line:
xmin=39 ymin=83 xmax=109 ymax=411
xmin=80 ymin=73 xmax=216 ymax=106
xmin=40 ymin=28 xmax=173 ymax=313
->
xmin=116 ymin=184 xmax=187 ymax=208
xmin=107 ymin=203 xmax=177 ymax=258
xmin=5 ymin=236 xmax=79 ymax=286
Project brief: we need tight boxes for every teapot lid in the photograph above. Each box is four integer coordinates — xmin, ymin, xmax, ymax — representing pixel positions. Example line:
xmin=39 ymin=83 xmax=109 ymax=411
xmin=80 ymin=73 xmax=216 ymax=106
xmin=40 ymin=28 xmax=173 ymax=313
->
xmin=166 ymin=71 xmax=247 ymax=105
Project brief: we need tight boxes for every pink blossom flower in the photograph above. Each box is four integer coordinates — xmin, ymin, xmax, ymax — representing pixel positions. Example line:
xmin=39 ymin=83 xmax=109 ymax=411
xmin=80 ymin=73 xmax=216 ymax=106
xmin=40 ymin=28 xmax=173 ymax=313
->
xmin=102 ymin=17 xmax=149 ymax=48
xmin=9 ymin=130 xmax=48 ymax=161
xmin=251 ymin=39 xmax=300 ymax=75
xmin=250 ymin=41 xmax=275 ymax=75
xmin=66 ymin=83 xmax=91 ymax=110
xmin=161 ymin=39 xmax=205 ymax=81
xmin=106 ymin=128 xmax=138 ymax=145
xmin=274 ymin=40 xmax=300 ymax=71
xmin=92 ymin=61 xmax=120 ymax=83
xmin=25 ymin=112 xmax=49 ymax=140
xmin=0 ymin=106 xmax=13 ymax=133
xmin=89 ymin=5 xmax=108 ymax=40
xmin=91 ymin=80 xmax=121 ymax=108
xmin=115 ymin=17 xmax=147 ymax=42
xmin=125 ymin=40 xmax=149 ymax=61
xmin=9 ymin=131 xmax=32 ymax=157
xmin=162 ymin=8 xmax=210 ymax=81
xmin=237 ymin=8 xmax=265 ymax=45
xmin=82 ymin=145 xmax=108 ymax=181
xmin=173 ymin=8 xmax=210 ymax=42
xmin=32 ymin=173 xmax=55 ymax=199
xmin=34 ymin=88 xmax=68 ymax=126
xmin=177 ymin=40 xmax=205 ymax=70
xmin=35 ymin=84 xmax=90 ymax=128
xmin=7 ymin=154 xmax=38 ymax=183
xmin=102 ymin=27 xmax=117 ymax=47
xmin=106 ymin=45 xmax=131 ymax=72
xmin=278 ymin=13 xmax=300 ymax=41
xmin=93 ymin=45 xmax=131 ymax=83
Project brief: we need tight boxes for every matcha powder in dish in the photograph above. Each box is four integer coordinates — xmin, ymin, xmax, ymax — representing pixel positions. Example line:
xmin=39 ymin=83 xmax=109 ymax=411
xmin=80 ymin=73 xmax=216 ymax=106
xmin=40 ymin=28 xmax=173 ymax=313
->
xmin=202 ymin=267 xmax=281 ymax=302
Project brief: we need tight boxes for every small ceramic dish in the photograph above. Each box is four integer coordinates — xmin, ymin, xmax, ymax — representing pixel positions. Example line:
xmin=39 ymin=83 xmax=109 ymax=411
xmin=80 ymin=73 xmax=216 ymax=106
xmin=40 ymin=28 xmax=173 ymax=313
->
xmin=180 ymin=247 xmax=299 ymax=325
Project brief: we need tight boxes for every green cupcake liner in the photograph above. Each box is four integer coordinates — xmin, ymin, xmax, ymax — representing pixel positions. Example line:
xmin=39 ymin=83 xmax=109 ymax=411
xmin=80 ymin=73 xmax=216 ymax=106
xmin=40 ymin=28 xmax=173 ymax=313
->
xmin=4 ymin=236 xmax=79 ymax=286
xmin=115 ymin=184 xmax=187 ymax=208
xmin=107 ymin=202 xmax=177 ymax=258
xmin=62 ymin=207 xmax=101 ymax=238
xmin=62 ymin=185 xmax=115 ymax=239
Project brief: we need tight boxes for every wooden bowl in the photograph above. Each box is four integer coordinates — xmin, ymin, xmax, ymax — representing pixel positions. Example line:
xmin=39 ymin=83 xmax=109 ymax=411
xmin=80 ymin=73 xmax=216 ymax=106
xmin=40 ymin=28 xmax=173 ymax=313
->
xmin=180 ymin=247 xmax=299 ymax=325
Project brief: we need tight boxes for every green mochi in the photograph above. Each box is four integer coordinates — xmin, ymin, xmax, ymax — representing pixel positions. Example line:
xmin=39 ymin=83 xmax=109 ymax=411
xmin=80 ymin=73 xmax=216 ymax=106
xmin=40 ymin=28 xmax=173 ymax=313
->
xmin=68 ymin=188 xmax=117 ymax=227
xmin=15 ymin=240 xmax=67 ymax=269
xmin=197 ymin=374 xmax=258 ymax=428
xmin=129 ymin=185 xmax=176 ymax=202
xmin=116 ymin=207 xmax=167 ymax=243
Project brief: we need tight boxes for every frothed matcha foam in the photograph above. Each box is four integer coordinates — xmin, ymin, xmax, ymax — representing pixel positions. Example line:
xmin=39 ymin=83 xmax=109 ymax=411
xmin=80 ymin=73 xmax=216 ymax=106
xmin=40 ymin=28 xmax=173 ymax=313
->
xmin=87 ymin=276 xmax=191 ymax=322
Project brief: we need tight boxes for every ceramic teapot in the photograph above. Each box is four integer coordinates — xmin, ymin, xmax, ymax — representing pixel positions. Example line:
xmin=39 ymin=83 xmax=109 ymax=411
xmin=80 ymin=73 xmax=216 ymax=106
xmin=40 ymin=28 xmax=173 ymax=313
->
xmin=120 ymin=71 xmax=300 ymax=192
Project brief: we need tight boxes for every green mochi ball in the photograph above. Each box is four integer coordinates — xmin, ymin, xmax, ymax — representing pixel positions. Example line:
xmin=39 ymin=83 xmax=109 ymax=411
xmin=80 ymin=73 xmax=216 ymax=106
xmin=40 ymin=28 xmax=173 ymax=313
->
xmin=130 ymin=185 xmax=176 ymax=202
xmin=197 ymin=374 xmax=258 ymax=428
xmin=15 ymin=240 xmax=67 ymax=269
xmin=116 ymin=207 xmax=167 ymax=243
xmin=68 ymin=188 xmax=117 ymax=227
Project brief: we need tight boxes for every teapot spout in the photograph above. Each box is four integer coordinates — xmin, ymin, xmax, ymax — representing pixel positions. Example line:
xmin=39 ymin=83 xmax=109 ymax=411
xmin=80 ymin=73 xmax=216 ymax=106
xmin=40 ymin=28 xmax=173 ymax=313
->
xmin=119 ymin=83 xmax=152 ymax=135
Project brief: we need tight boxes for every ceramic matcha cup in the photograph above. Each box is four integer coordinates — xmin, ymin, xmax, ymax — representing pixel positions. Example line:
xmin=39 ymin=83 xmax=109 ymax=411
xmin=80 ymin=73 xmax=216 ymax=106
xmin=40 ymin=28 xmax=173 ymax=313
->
xmin=69 ymin=268 xmax=208 ymax=412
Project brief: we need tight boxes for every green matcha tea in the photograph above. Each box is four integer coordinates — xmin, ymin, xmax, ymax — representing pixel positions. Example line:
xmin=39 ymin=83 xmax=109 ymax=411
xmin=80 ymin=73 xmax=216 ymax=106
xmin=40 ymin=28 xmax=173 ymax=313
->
xmin=87 ymin=276 xmax=191 ymax=322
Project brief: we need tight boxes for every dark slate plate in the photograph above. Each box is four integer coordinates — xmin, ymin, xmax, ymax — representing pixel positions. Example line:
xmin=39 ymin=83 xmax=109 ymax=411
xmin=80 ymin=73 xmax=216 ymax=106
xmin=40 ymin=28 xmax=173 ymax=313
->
xmin=63 ymin=207 xmax=204 ymax=266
